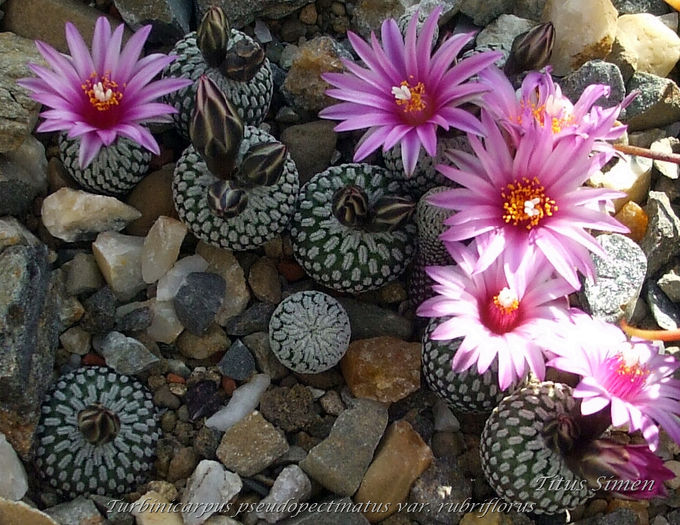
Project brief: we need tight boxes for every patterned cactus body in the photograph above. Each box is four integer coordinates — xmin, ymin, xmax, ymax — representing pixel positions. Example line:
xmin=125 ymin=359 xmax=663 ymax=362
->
xmin=162 ymin=30 xmax=273 ymax=137
xmin=35 ymin=366 xmax=159 ymax=499
xmin=290 ymin=163 xmax=416 ymax=293
xmin=269 ymin=291 xmax=351 ymax=374
xmin=173 ymin=126 xmax=299 ymax=251
xmin=480 ymin=382 xmax=593 ymax=514
xmin=59 ymin=134 xmax=152 ymax=196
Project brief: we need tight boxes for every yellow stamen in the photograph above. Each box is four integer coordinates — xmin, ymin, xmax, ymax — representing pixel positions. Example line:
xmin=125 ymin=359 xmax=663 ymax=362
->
xmin=519 ymin=99 xmax=575 ymax=133
xmin=493 ymin=287 xmax=519 ymax=314
xmin=501 ymin=177 xmax=557 ymax=229
xmin=393 ymin=79 xmax=426 ymax=113
xmin=616 ymin=346 xmax=649 ymax=381
xmin=82 ymin=72 xmax=123 ymax=111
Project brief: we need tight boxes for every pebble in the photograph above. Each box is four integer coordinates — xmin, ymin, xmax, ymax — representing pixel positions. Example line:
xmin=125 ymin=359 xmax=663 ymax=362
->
xmin=641 ymin=191 xmax=680 ymax=276
xmin=131 ymin=490 xmax=183 ymax=525
xmin=300 ymin=398 xmax=388 ymax=496
xmin=125 ymin=165 xmax=178 ymax=236
xmin=613 ymin=0 xmax=670 ymax=14
xmin=98 ymin=331 xmax=160 ymax=374
xmin=280 ymin=120 xmax=338 ymax=184
xmin=59 ymin=326 xmax=91 ymax=355
xmin=216 ymin=411 xmax=289 ymax=477
xmin=248 ymin=257 xmax=281 ymax=304
xmin=319 ymin=390 xmax=345 ymax=416
xmin=281 ymin=496 xmax=371 ymax=524
xmin=145 ymin=299 xmax=184 ymax=344
xmin=0 ymin=432 xmax=28 ymax=500
xmin=65 ymin=253 xmax=104 ymax=296
xmin=205 ymin=374 xmax=271 ymax=431
xmin=433 ymin=399 xmax=461 ymax=433
xmin=476 ymin=14 xmax=535 ymax=51
xmin=185 ymin=380 xmax=223 ymax=421
xmin=341 ymin=337 xmax=421 ymax=404
xmin=44 ymin=496 xmax=103 ymax=525
xmin=194 ymin=0 xmax=308 ymax=28
xmin=217 ymin=339 xmax=257 ymax=381
xmin=351 ymin=0 xmax=408 ymax=37
xmin=255 ymin=465 xmax=312 ymax=523
xmin=167 ymin=446 xmax=199 ymax=483
xmin=177 ymin=323 xmax=229 ymax=360
xmin=260 ymin=384 xmax=317 ymax=433
xmin=116 ymin=304 xmax=153 ymax=332
xmin=459 ymin=0 xmax=511 ymax=26
xmin=141 ymin=216 xmax=187 ymax=284
xmin=614 ymin=201 xmax=649 ymax=242
xmin=154 ymin=384 xmax=181 ymax=410
xmin=225 ymin=302 xmax=277 ymax=336
xmin=589 ymin=153 xmax=652 ymax=212
xmin=0 ymin=150 xmax=43 ymax=217
xmin=651 ymin=137 xmax=680 ymax=180
xmin=625 ymin=73 xmax=680 ymax=131
xmin=156 ymin=255 xmax=209 ymax=302
xmin=647 ymin=282 xmax=680 ymax=329
xmin=580 ymin=234 xmax=647 ymax=323
xmin=113 ymin=0 xmax=190 ymax=41
xmin=181 ymin=460 xmax=243 ymax=525
xmin=174 ymin=272 xmax=226 ymax=336
xmin=80 ymin=286 xmax=117 ymax=334
xmin=92 ymin=232 xmax=146 ymax=301
xmin=658 ymin=265 xmax=680 ymax=302
xmin=336 ymin=297 xmax=413 ymax=340
xmin=543 ymin=0 xmax=618 ymax=75
xmin=561 ymin=60 xmax=626 ymax=108
xmin=242 ymin=332 xmax=289 ymax=380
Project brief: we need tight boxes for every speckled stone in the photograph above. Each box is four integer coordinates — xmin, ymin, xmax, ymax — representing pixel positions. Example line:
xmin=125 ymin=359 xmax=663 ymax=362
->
xmin=225 ymin=302 xmax=277 ymax=336
xmin=217 ymin=339 xmax=256 ymax=381
xmin=641 ymin=191 xmax=680 ymax=276
xmin=647 ymin=283 xmax=680 ymax=330
xmin=561 ymin=60 xmax=626 ymax=108
xmin=260 ymin=384 xmax=317 ymax=433
xmin=625 ymin=73 xmax=680 ymax=131
xmin=174 ymin=272 xmax=226 ymax=336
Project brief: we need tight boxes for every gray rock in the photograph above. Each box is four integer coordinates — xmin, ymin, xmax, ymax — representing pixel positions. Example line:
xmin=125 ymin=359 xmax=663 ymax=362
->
xmin=336 ymin=297 xmax=413 ymax=340
xmin=0 ymin=140 xmax=46 ymax=216
xmin=194 ymin=0 xmax=309 ymax=29
xmin=561 ymin=60 xmax=626 ymax=109
xmin=256 ymin=465 xmax=312 ymax=523
xmin=0 ymin=218 xmax=59 ymax=458
xmin=476 ymin=14 xmax=536 ymax=51
xmin=647 ymin=282 xmax=680 ymax=329
xmin=0 ymin=432 xmax=28 ymax=500
xmin=44 ymin=496 xmax=103 ymax=525
xmin=116 ymin=305 xmax=153 ymax=332
xmin=113 ymin=0 xmax=191 ymax=41
xmin=651 ymin=137 xmax=680 ymax=180
xmin=352 ymin=0 xmax=408 ymax=38
xmin=658 ymin=265 xmax=680 ymax=302
xmin=97 ymin=331 xmax=160 ymax=374
xmin=174 ymin=272 xmax=226 ymax=335
xmin=225 ymin=302 xmax=277 ymax=336
xmin=512 ymin=0 xmax=547 ymax=20
xmin=280 ymin=120 xmax=337 ymax=185
xmin=641 ymin=191 xmax=680 ymax=276
xmin=300 ymin=398 xmax=388 ymax=496
xmin=459 ymin=0 xmax=513 ymax=26
xmin=612 ymin=0 xmax=670 ymax=15
xmin=89 ymin=495 xmax=134 ymax=525
xmin=625 ymin=73 xmax=680 ymax=131
xmin=579 ymin=234 xmax=647 ymax=323
xmin=218 ymin=339 xmax=256 ymax=381
xmin=280 ymin=497 xmax=371 ymax=524
xmin=242 ymin=331 xmax=289 ymax=380
xmin=80 ymin=286 xmax=117 ymax=334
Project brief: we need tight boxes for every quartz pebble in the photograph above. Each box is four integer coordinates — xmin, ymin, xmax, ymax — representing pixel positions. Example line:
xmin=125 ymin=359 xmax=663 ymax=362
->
xmin=255 ymin=465 xmax=312 ymax=523
xmin=42 ymin=188 xmax=141 ymax=242
xmin=141 ymin=216 xmax=187 ymax=284
xmin=205 ymin=374 xmax=271 ymax=431
xmin=0 ymin=433 xmax=28 ymax=500
xmin=131 ymin=491 xmax=183 ymax=525
xmin=66 ymin=253 xmax=104 ymax=296
xmin=588 ymin=154 xmax=652 ymax=212
xmin=156 ymin=255 xmax=209 ymax=302
xmin=92 ymin=231 xmax=146 ymax=301
xmin=146 ymin=299 xmax=184 ymax=344
xmin=615 ymin=200 xmax=649 ymax=242
xmin=174 ymin=272 xmax=226 ymax=335
xmin=181 ymin=460 xmax=243 ymax=525
xmin=98 ymin=331 xmax=159 ymax=374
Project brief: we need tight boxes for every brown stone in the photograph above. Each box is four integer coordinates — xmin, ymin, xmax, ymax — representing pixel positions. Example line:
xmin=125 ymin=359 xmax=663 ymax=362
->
xmin=0 ymin=498 xmax=59 ymax=525
xmin=615 ymin=201 xmax=648 ymax=243
xmin=459 ymin=511 xmax=514 ymax=525
xmin=125 ymin=165 xmax=178 ymax=237
xmin=605 ymin=499 xmax=649 ymax=525
xmin=248 ymin=256 xmax=281 ymax=304
xmin=0 ymin=408 xmax=37 ymax=460
xmin=280 ymin=120 xmax=337 ymax=184
xmin=176 ymin=323 xmax=229 ymax=360
xmin=341 ymin=337 xmax=421 ymax=403
xmin=354 ymin=420 xmax=433 ymax=523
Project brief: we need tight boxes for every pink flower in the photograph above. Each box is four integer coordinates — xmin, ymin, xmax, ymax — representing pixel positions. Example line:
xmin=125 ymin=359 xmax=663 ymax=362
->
xmin=549 ymin=311 xmax=680 ymax=451
xmin=18 ymin=17 xmax=191 ymax=168
xmin=319 ymin=8 xmax=501 ymax=176
xmin=416 ymin=240 xmax=574 ymax=390
xmin=432 ymin=111 xmax=629 ymax=289
xmin=479 ymin=65 xmax=633 ymax=151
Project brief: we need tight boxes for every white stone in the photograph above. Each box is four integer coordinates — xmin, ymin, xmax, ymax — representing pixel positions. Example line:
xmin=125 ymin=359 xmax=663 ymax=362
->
xmin=42 ymin=188 xmax=141 ymax=242
xmin=205 ymin=374 xmax=271 ymax=431
xmin=156 ymin=254 xmax=209 ymax=302
xmin=433 ymin=399 xmax=461 ymax=433
xmin=0 ymin=433 xmax=28 ymax=500
xmin=131 ymin=491 xmax=183 ymax=525
xmin=661 ymin=12 xmax=679 ymax=31
xmin=181 ymin=460 xmax=243 ymax=525
xmin=543 ymin=0 xmax=618 ymax=76
xmin=588 ymin=154 xmax=653 ymax=212
xmin=255 ymin=465 xmax=312 ymax=523
xmin=92 ymin=231 xmax=146 ymax=301
xmin=142 ymin=216 xmax=188 ymax=284
xmin=651 ymin=137 xmax=680 ymax=180
xmin=612 ymin=14 xmax=680 ymax=78
xmin=146 ymin=299 xmax=184 ymax=344
xmin=476 ymin=14 xmax=536 ymax=50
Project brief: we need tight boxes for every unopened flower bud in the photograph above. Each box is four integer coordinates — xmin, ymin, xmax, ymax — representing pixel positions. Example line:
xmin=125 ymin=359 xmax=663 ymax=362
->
xmin=332 ymin=185 xmax=369 ymax=228
xmin=369 ymin=195 xmax=415 ymax=232
xmin=504 ymin=22 xmax=555 ymax=76
xmin=197 ymin=6 xmax=230 ymax=67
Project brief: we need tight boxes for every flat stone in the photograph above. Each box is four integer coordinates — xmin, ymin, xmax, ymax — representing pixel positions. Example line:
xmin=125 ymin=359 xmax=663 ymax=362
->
xmin=658 ymin=265 xmax=680 ymax=302
xmin=196 ymin=242 xmax=250 ymax=325
xmin=647 ymin=282 xmax=680 ymax=330
xmin=0 ymin=433 xmax=28 ymax=500
xmin=0 ymin=153 xmax=41 ymax=217
xmin=561 ymin=60 xmax=626 ymax=108
xmin=125 ymin=165 xmax=177 ymax=236
xmin=259 ymin=384 xmax=317 ymax=433
xmin=300 ymin=398 xmax=388 ymax=496
xmin=145 ymin=299 xmax=184 ymax=344
xmin=205 ymin=374 xmax=271 ymax=432
xmin=181 ymin=460 xmax=242 ymax=525
xmin=156 ymin=255 xmax=209 ymax=302
xmin=44 ymin=496 xmax=103 ymax=525
xmin=42 ymin=188 xmax=140 ymax=242
xmin=336 ymin=297 xmax=413 ymax=340
xmin=98 ymin=331 xmax=159 ymax=374
xmin=248 ymin=257 xmax=281 ymax=304
xmin=625 ymin=73 xmax=680 ymax=132
xmin=217 ymin=339 xmax=256 ymax=381
xmin=66 ymin=253 xmax=104 ymax=296
xmin=477 ymin=14 xmax=536 ymax=51
xmin=580 ymin=234 xmax=647 ymax=323
xmin=242 ymin=332 xmax=288 ymax=380
xmin=641 ymin=191 xmax=680 ymax=276
xmin=92 ymin=231 xmax=146 ymax=301
xmin=80 ymin=286 xmax=116 ymax=334
xmin=588 ymin=154 xmax=652 ymax=212
xmin=177 ymin=323 xmax=229 ymax=360
xmin=216 ymin=411 xmax=289 ymax=477
xmin=341 ymin=337 xmax=421 ymax=404
xmin=59 ymin=325 xmax=91 ymax=355
xmin=113 ymin=0 xmax=191 ymax=42
xmin=225 ymin=302 xmax=276 ymax=336
xmin=174 ymin=272 xmax=226 ymax=335
xmin=0 ymin=498 xmax=59 ymax=525
xmin=141 ymin=216 xmax=187 ymax=284
xmin=194 ymin=0 xmax=309 ymax=29
xmin=542 ymin=0 xmax=618 ymax=76
xmin=255 ymin=465 xmax=312 ymax=523
xmin=280 ymin=120 xmax=337 ymax=185
xmin=459 ymin=0 xmax=510 ymax=25
xmin=131 ymin=491 xmax=183 ymax=525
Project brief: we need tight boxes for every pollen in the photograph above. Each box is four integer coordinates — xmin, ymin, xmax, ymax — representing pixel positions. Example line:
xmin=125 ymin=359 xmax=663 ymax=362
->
xmin=501 ymin=177 xmax=557 ymax=229
xmin=393 ymin=79 xmax=426 ymax=113
xmin=82 ymin=72 xmax=123 ymax=111
xmin=493 ymin=287 xmax=520 ymax=314
xmin=616 ymin=346 xmax=650 ymax=382
xmin=519 ymin=98 xmax=575 ymax=134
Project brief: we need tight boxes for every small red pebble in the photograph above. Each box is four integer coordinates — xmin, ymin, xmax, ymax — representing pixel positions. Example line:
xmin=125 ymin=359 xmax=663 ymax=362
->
xmin=167 ymin=373 xmax=186 ymax=384
xmin=277 ymin=260 xmax=306 ymax=282
xmin=222 ymin=377 xmax=237 ymax=395
xmin=82 ymin=353 xmax=106 ymax=366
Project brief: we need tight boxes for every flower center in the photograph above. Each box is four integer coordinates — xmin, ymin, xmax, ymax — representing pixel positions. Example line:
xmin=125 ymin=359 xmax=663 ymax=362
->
xmin=392 ymin=79 xmax=427 ymax=114
xmin=82 ymin=72 xmax=123 ymax=112
xmin=483 ymin=287 xmax=521 ymax=334
xmin=602 ymin=346 xmax=650 ymax=400
xmin=501 ymin=177 xmax=557 ymax=230
xmin=519 ymin=97 xmax=575 ymax=134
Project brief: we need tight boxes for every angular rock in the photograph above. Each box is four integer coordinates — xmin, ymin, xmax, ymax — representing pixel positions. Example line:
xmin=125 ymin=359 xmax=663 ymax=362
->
xmin=205 ymin=374 xmax=271 ymax=431
xmin=80 ymin=286 xmax=116 ymax=334
xmin=174 ymin=272 xmax=226 ymax=335
xmin=65 ymin=252 xmax=104 ymax=296
xmin=156 ymin=255 xmax=209 ymax=302
xmin=580 ymin=234 xmax=647 ymax=323
xmin=0 ymin=218 xmax=59 ymax=458
xmin=280 ymin=120 xmax=337 ymax=184
xmin=113 ymin=0 xmax=191 ymax=41
xmin=255 ymin=465 xmax=312 ymax=523
xmin=561 ymin=60 xmax=626 ymax=108
xmin=658 ymin=265 xmax=680 ymax=302
xmin=217 ymin=339 xmax=256 ymax=381
xmin=116 ymin=304 xmax=153 ymax=332
xmin=125 ymin=165 xmax=177 ymax=236
xmin=651 ymin=137 xmax=680 ymax=180
xmin=341 ymin=337 xmax=421 ymax=404
xmin=131 ymin=490 xmax=183 ymax=525
xmin=300 ymin=398 xmax=388 ymax=496
xmin=588 ymin=154 xmax=652 ymax=212
xmin=98 ymin=331 xmax=159 ymax=374
xmin=280 ymin=497 xmax=371 ymax=524
xmin=92 ymin=231 xmax=146 ymax=301
xmin=145 ymin=299 xmax=184 ymax=344
xmin=512 ymin=0 xmax=547 ymax=20
xmin=196 ymin=242 xmax=250 ymax=325
xmin=355 ymin=420 xmax=433 ymax=523
xmin=259 ymin=384 xmax=317 ymax=433
xmin=0 ymin=433 xmax=28 ymax=500
xmin=542 ymin=0 xmax=618 ymax=76
xmin=460 ymin=0 xmax=511 ymax=26
xmin=59 ymin=325 xmax=91 ymax=355
xmin=42 ymin=188 xmax=141 ymax=242
xmin=225 ymin=302 xmax=277 ymax=336
xmin=181 ymin=460 xmax=242 ymax=525
xmin=185 ymin=381 xmax=223 ymax=421
xmin=216 ymin=411 xmax=289 ymax=477
xmin=242 ymin=331 xmax=288 ymax=380
xmin=625 ymin=73 xmax=680 ymax=131
xmin=194 ymin=0 xmax=309 ymax=29
xmin=44 ymin=496 xmax=103 ymax=525
xmin=351 ymin=0 xmax=409 ymax=37
xmin=647 ymin=282 xmax=680 ymax=330
xmin=177 ymin=324 xmax=229 ymax=360
xmin=0 ymin=153 xmax=40 ymax=217
xmin=641 ymin=191 xmax=680 ymax=276
xmin=248 ymin=257 xmax=281 ymax=304
xmin=612 ymin=0 xmax=670 ymax=14
xmin=476 ymin=14 xmax=536 ymax=51
xmin=141 ymin=216 xmax=187 ymax=284
xmin=336 ymin=297 xmax=413 ymax=340
xmin=4 ymin=135 xmax=48 ymax=195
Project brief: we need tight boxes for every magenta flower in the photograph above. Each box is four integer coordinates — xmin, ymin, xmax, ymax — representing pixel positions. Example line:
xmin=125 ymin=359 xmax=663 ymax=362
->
xmin=17 ymin=17 xmax=191 ymax=168
xmin=416 ymin=240 xmax=574 ymax=390
xmin=549 ymin=312 xmax=680 ymax=451
xmin=479 ymin=65 xmax=634 ymax=151
xmin=319 ymin=8 xmax=502 ymax=176
xmin=432 ymin=111 xmax=629 ymax=288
